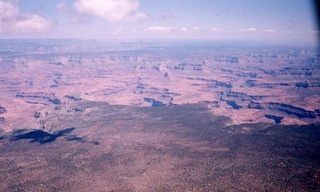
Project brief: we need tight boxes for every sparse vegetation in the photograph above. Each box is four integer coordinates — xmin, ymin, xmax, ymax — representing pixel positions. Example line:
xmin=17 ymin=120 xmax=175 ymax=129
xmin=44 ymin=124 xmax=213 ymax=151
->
xmin=0 ymin=40 xmax=319 ymax=191
xmin=0 ymin=101 xmax=319 ymax=191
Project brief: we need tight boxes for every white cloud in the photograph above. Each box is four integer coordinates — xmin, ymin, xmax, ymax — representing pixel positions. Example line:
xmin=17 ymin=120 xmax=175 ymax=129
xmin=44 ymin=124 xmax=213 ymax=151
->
xmin=192 ymin=27 xmax=200 ymax=32
xmin=145 ymin=26 xmax=198 ymax=33
xmin=0 ymin=0 xmax=54 ymax=33
xmin=146 ymin=26 xmax=174 ymax=32
xmin=56 ymin=2 xmax=68 ymax=11
xmin=180 ymin=27 xmax=188 ymax=32
xmin=241 ymin=27 xmax=257 ymax=32
xmin=56 ymin=1 xmax=88 ymax=25
xmin=211 ymin=27 xmax=224 ymax=32
xmin=262 ymin=29 xmax=276 ymax=33
xmin=74 ymin=0 xmax=148 ymax=22
xmin=210 ymin=27 xmax=235 ymax=33
xmin=0 ymin=0 xmax=18 ymax=18
xmin=11 ymin=14 xmax=54 ymax=33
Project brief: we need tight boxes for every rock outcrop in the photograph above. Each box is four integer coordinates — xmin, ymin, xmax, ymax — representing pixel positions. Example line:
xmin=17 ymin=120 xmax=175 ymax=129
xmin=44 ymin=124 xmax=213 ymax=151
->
xmin=0 ymin=106 xmax=6 ymax=114
xmin=248 ymin=101 xmax=317 ymax=119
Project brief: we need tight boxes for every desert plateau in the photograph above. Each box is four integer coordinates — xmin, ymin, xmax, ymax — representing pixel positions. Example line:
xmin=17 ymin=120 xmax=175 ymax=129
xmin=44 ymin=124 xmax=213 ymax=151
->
xmin=0 ymin=39 xmax=319 ymax=191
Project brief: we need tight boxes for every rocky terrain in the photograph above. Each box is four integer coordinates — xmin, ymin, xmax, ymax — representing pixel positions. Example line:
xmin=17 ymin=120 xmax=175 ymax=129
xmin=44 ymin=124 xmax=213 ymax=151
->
xmin=0 ymin=39 xmax=319 ymax=191
xmin=0 ymin=40 xmax=319 ymax=131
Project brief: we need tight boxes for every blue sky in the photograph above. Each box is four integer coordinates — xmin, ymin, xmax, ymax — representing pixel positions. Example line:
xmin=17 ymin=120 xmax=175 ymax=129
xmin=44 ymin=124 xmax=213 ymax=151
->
xmin=0 ymin=0 xmax=318 ymax=45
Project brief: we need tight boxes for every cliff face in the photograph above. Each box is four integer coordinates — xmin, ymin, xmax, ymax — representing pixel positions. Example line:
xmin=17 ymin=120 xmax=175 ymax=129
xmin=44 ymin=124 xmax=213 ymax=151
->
xmin=1 ymin=40 xmax=319 ymax=130
xmin=248 ymin=101 xmax=318 ymax=119
xmin=248 ymin=101 xmax=263 ymax=109
xmin=0 ymin=106 xmax=6 ymax=114
xmin=0 ymin=107 xmax=6 ymax=122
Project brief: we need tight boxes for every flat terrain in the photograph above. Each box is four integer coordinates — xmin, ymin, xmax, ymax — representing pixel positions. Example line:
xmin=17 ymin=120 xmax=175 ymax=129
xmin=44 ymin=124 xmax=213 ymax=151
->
xmin=0 ymin=40 xmax=319 ymax=191
xmin=0 ymin=101 xmax=319 ymax=191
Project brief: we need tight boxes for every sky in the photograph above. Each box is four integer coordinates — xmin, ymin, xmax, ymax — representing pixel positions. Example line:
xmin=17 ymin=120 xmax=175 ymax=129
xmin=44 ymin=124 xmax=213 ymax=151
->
xmin=0 ymin=0 xmax=318 ymax=45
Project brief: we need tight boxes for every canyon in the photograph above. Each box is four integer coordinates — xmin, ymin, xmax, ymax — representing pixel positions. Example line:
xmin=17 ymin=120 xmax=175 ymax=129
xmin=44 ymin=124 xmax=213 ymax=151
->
xmin=0 ymin=39 xmax=319 ymax=191
xmin=0 ymin=40 xmax=319 ymax=131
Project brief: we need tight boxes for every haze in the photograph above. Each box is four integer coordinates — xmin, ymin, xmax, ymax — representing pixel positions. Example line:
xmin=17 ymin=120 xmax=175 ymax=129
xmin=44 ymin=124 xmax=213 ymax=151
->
xmin=0 ymin=0 xmax=318 ymax=45
xmin=0 ymin=0 xmax=320 ymax=191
